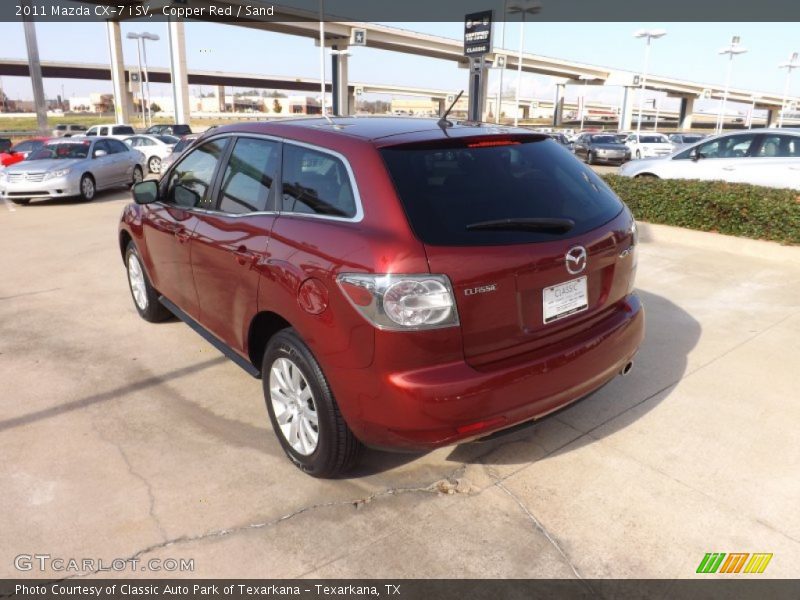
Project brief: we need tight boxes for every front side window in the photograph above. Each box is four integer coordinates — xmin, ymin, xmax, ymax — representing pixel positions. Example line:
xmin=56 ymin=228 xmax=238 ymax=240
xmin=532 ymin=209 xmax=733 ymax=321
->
xmin=85 ymin=128 xmax=97 ymax=136
xmin=695 ymin=134 xmax=758 ymax=159
xmin=164 ymin=139 xmax=227 ymax=208
xmin=94 ymin=140 xmax=111 ymax=157
xmin=108 ymin=139 xmax=129 ymax=154
xmin=216 ymin=137 xmax=279 ymax=214
xmin=280 ymin=144 xmax=356 ymax=218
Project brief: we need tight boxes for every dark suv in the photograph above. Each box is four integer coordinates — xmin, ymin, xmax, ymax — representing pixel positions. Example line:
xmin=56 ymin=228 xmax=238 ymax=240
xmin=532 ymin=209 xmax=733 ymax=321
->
xmin=120 ymin=118 xmax=644 ymax=477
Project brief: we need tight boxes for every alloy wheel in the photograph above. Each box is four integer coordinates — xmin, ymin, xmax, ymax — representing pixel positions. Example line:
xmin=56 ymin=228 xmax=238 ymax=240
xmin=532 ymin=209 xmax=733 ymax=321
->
xmin=269 ymin=357 xmax=319 ymax=455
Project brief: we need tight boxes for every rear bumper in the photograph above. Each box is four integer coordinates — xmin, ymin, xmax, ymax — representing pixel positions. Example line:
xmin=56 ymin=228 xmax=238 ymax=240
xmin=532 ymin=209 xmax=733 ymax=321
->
xmin=328 ymin=293 xmax=645 ymax=451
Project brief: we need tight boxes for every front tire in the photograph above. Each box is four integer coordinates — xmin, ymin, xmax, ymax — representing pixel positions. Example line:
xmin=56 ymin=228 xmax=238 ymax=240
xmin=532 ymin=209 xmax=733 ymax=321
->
xmin=587 ymin=152 xmax=595 ymax=165
xmin=79 ymin=174 xmax=96 ymax=202
xmin=125 ymin=241 xmax=171 ymax=323
xmin=262 ymin=329 xmax=361 ymax=478
xmin=130 ymin=166 xmax=144 ymax=188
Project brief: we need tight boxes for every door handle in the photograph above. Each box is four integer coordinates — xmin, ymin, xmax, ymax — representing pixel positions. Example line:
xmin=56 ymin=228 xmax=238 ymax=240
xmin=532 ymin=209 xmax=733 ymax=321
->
xmin=234 ymin=245 xmax=257 ymax=267
xmin=174 ymin=227 xmax=191 ymax=243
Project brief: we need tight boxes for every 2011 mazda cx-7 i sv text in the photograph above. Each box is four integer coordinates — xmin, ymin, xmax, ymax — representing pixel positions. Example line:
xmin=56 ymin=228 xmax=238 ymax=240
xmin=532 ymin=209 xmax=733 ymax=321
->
xmin=120 ymin=117 xmax=645 ymax=477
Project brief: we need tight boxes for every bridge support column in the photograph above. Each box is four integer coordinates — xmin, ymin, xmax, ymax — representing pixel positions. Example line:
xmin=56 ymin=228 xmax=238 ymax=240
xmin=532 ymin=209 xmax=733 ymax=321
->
xmin=553 ymin=83 xmax=565 ymax=127
xmin=678 ymin=96 xmax=695 ymax=130
xmin=214 ymin=85 xmax=225 ymax=112
xmin=619 ymin=86 xmax=635 ymax=131
xmin=435 ymin=97 xmax=446 ymax=116
xmin=105 ymin=21 xmax=131 ymax=125
xmin=167 ymin=20 xmax=190 ymax=124
xmin=766 ymin=108 xmax=778 ymax=127
xmin=331 ymin=45 xmax=350 ymax=116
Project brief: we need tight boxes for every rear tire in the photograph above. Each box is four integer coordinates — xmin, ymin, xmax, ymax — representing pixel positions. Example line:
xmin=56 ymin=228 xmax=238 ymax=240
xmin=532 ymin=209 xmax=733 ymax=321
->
xmin=262 ymin=328 xmax=362 ymax=478
xmin=635 ymin=150 xmax=642 ymax=160
xmin=125 ymin=241 xmax=172 ymax=323
xmin=635 ymin=173 xmax=659 ymax=179
xmin=147 ymin=156 xmax=161 ymax=175
xmin=587 ymin=152 xmax=595 ymax=165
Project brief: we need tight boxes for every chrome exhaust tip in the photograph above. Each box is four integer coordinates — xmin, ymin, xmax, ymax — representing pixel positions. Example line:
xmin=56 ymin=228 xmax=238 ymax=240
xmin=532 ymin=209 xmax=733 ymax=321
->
xmin=620 ymin=361 xmax=634 ymax=377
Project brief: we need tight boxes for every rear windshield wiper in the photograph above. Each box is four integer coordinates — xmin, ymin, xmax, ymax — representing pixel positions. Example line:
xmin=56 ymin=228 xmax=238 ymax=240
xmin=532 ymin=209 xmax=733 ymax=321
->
xmin=465 ymin=218 xmax=575 ymax=233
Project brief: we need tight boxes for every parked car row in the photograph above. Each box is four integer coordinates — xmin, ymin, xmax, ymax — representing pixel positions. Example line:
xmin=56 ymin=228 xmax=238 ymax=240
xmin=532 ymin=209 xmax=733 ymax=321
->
xmin=619 ymin=128 xmax=800 ymax=189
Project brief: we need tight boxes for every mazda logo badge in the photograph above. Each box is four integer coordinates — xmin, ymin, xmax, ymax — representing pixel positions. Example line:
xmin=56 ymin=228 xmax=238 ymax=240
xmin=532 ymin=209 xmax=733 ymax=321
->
xmin=565 ymin=246 xmax=587 ymax=275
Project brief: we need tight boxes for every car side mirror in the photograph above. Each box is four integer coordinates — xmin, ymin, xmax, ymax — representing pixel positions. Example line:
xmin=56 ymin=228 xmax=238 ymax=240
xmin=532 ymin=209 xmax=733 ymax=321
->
xmin=691 ymin=149 xmax=702 ymax=162
xmin=133 ymin=180 xmax=158 ymax=205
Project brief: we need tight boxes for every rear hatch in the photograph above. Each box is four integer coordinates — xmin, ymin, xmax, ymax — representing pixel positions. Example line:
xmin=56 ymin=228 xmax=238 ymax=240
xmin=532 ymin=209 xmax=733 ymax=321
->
xmin=380 ymin=135 xmax=636 ymax=367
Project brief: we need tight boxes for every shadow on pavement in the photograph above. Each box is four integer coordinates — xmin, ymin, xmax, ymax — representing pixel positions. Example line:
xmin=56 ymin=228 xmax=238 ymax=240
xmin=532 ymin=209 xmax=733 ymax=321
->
xmin=353 ymin=289 xmax=700 ymax=475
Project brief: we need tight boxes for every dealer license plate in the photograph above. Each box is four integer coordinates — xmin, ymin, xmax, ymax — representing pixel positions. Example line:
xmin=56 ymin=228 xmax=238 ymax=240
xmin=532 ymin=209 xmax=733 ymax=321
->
xmin=543 ymin=276 xmax=588 ymax=324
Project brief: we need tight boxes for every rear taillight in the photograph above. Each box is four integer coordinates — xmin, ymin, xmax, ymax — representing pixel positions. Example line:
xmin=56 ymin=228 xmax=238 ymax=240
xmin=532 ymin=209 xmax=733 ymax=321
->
xmin=337 ymin=274 xmax=459 ymax=331
xmin=626 ymin=219 xmax=638 ymax=294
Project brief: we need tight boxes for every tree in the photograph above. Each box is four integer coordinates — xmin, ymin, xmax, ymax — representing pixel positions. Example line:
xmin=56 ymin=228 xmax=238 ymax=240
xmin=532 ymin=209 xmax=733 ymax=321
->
xmin=273 ymin=99 xmax=283 ymax=114
xmin=150 ymin=102 xmax=162 ymax=114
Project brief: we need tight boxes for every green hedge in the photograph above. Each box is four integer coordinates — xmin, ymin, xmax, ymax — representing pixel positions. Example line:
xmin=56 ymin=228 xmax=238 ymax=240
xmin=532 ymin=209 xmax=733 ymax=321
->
xmin=602 ymin=175 xmax=800 ymax=245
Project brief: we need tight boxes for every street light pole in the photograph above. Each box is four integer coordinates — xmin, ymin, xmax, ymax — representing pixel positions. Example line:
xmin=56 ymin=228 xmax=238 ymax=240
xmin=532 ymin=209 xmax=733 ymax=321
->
xmin=716 ymin=36 xmax=747 ymax=135
xmin=130 ymin=35 xmax=145 ymax=127
xmin=633 ymin=29 xmax=666 ymax=136
xmin=495 ymin=0 xmax=507 ymax=124
xmin=319 ymin=0 xmax=327 ymax=116
xmin=127 ymin=32 xmax=160 ymax=128
xmin=778 ymin=52 xmax=799 ymax=128
xmin=508 ymin=1 xmax=541 ymax=127
xmin=579 ymin=76 xmax=589 ymax=131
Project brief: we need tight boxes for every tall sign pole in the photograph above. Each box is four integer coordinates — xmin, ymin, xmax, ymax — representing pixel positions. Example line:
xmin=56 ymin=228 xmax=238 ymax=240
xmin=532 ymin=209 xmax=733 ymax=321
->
xmin=464 ymin=10 xmax=493 ymax=122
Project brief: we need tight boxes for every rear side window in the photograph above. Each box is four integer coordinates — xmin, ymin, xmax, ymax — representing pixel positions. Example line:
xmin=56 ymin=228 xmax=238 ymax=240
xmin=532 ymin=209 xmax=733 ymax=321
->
xmin=164 ymin=139 xmax=227 ymax=208
xmin=217 ymin=137 xmax=279 ymax=214
xmin=380 ymin=138 xmax=624 ymax=246
xmin=112 ymin=126 xmax=135 ymax=135
xmin=756 ymin=134 xmax=800 ymax=158
xmin=280 ymin=144 xmax=356 ymax=218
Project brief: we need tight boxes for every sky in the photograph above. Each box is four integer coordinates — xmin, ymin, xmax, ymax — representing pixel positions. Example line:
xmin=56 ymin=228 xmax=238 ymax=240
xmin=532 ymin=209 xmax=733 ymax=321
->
xmin=0 ymin=20 xmax=798 ymax=113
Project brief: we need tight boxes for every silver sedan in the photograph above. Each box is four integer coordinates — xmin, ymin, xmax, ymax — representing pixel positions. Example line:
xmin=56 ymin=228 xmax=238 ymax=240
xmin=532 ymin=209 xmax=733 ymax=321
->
xmin=0 ymin=137 xmax=145 ymax=205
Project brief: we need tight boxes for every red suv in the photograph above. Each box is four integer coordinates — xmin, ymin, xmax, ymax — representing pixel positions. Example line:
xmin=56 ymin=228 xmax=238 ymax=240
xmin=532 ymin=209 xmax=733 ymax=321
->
xmin=120 ymin=118 xmax=644 ymax=477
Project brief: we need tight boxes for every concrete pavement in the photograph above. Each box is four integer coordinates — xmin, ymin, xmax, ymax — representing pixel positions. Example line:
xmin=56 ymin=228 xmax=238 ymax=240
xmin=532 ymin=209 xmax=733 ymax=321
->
xmin=1 ymin=187 xmax=798 ymax=580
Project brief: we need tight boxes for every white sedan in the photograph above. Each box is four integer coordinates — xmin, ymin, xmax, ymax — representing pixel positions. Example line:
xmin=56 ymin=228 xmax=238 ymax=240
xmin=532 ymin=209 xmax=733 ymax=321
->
xmin=618 ymin=129 xmax=800 ymax=190
xmin=123 ymin=134 xmax=178 ymax=174
xmin=624 ymin=133 xmax=673 ymax=159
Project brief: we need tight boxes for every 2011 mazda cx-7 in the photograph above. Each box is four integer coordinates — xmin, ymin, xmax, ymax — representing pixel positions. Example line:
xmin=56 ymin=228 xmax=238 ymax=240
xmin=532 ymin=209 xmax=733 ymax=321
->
xmin=120 ymin=117 xmax=644 ymax=477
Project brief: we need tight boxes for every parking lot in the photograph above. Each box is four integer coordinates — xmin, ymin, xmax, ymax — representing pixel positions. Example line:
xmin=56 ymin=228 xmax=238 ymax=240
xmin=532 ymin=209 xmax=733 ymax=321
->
xmin=2 ymin=186 xmax=799 ymax=579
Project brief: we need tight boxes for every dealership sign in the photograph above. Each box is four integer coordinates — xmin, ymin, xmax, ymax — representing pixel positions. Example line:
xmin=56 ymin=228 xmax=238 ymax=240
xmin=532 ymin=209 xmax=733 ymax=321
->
xmin=464 ymin=11 xmax=493 ymax=57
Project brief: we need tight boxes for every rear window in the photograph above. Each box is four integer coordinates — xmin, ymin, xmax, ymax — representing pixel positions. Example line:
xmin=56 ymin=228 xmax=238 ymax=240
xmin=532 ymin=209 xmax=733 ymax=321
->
xmin=380 ymin=137 xmax=623 ymax=246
